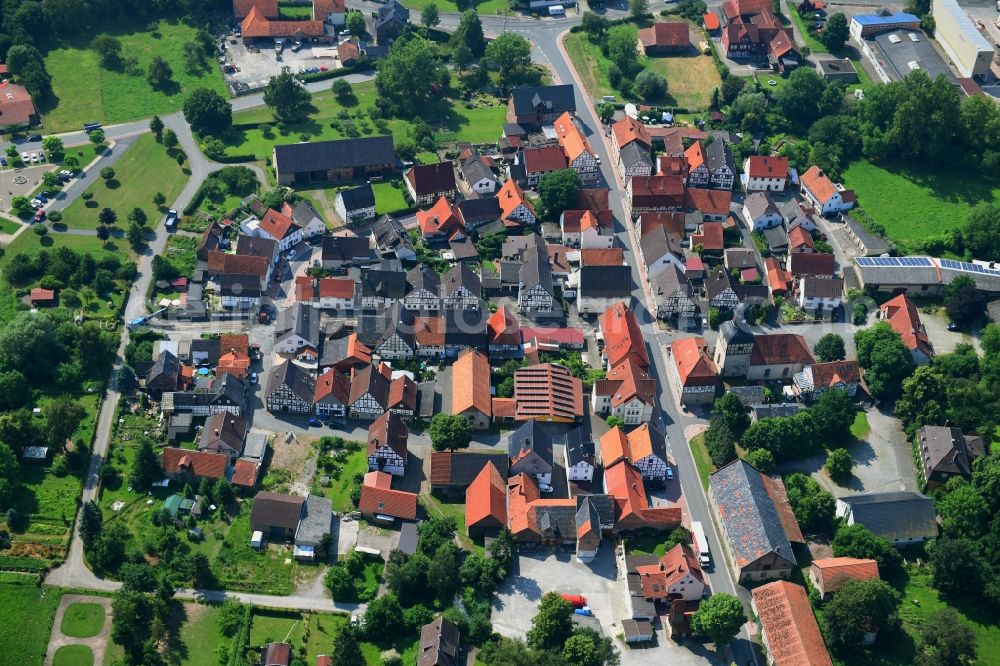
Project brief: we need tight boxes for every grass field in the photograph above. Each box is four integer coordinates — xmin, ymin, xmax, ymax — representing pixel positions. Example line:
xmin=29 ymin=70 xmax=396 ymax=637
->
xmin=319 ymin=447 xmax=369 ymax=512
xmin=222 ymin=81 xmax=506 ymax=159
xmin=0 ymin=228 xmax=125 ymax=273
xmin=785 ymin=1 xmax=826 ymax=54
xmin=0 ymin=580 xmax=63 ymax=664
xmin=564 ymin=32 xmax=719 ymax=110
xmin=421 ymin=493 xmax=482 ymax=555
xmin=53 ymin=644 xmax=93 ymax=666
xmin=60 ymin=602 xmax=106 ymax=638
xmin=41 ymin=18 xmax=228 ymax=132
xmin=58 ymin=135 xmax=188 ymax=230
xmin=167 ymin=603 xmax=225 ymax=666
xmin=372 ymin=181 xmax=411 ymax=215
xmin=213 ymin=502 xmax=299 ymax=595
xmin=688 ymin=433 xmax=715 ymax=490
xmin=279 ymin=3 xmax=315 ymax=18
xmin=850 ymin=411 xmax=870 ymax=439
xmin=400 ymin=0 xmax=509 ymax=13
xmin=248 ymin=610 xmax=409 ymax=666
xmin=842 ymin=161 xmax=1000 ymax=250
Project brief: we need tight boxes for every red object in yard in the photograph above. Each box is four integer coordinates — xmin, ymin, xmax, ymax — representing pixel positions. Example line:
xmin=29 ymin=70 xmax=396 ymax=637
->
xmin=560 ymin=594 xmax=587 ymax=608
xmin=320 ymin=65 xmax=328 ymax=71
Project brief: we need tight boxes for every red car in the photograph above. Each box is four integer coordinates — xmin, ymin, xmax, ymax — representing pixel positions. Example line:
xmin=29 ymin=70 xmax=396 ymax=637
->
xmin=33 ymin=210 xmax=45 ymax=223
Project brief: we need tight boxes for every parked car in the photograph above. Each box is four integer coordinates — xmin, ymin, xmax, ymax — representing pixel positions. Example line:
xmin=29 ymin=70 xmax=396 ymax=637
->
xmin=0 ymin=157 xmax=7 ymax=167
xmin=308 ymin=417 xmax=322 ymax=427
xmin=249 ymin=372 xmax=258 ymax=384
xmin=947 ymin=322 xmax=960 ymax=332
xmin=36 ymin=194 xmax=47 ymax=203
xmin=30 ymin=153 xmax=39 ymax=163
xmin=666 ymin=466 xmax=674 ymax=480
xmin=20 ymin=152 xmax=28 ymax=162
xmin=539 ymin=483 xmax=554 ymax=493
xmin=33 ymin=210 xmax=45 ymax=223
xmin=165 ymin=209 xmax=179 ymax=228
xmin=59 ymin=169 xmax=73 ymax=178
xmin=83 ymin=122 xmax=102 ymax=132
xmin=37 ymin=152 xmax=45 ymax=162
xmin=27 ymin=134 xmax=42 ymax=142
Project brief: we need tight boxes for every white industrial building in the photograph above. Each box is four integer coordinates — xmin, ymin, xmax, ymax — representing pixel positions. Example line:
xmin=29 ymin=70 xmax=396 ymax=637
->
xmin=931 ymin=0 xmax=995 ymax=79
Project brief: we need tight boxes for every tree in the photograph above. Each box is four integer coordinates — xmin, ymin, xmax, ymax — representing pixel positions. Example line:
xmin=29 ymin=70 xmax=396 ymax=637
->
xmin=91 ymin=33 xmax=122 ymax=68
xmin=729 ymin=88 xmax=768 ymax=129
xmin=111 ymin=589 xmax=154 ymax=662
xmin=562 ymin=628 xmax=619 ymax=666
xmin=811 ymin=388 xmax=856 ymax=442
xmin=427 ymin=542 xmax=459 ymax=603
xmin=364 ymin=592 xmax=404 ymax=637
xmin=527 ymin=592 xmax=574 ymax=651
xmin=595 ymin=102 xmax=615 ymax=124
xmin=6 ymin=45 xmax=51 ymax=99
xmin=264 ymin=69 xmax=313 ymax=124
xmin=691 ymin=593 xmax=745 ymax=645
xmin=346 ymin=11 xmax=366 ymax=35
xmin=375 ymin=36 xmax=449 ymax=116
xmin=744 ymin=448 xmax=775 ymax=473
xmin=0 ymin=312 xmax=56 ymax=376
xmin=147 ymin=56 xmax=173 ymax=89
xmin=119 ymin=562 xmax=157 ymax=593
xmin=605 ymin=25 xmax=639 ymax=75
xmin=855 ymin=322 xmax=915 ymax=400
xmin=712 ymin=393 xmax=750 ymax=437
xmin=129 ymin=438 xmax=159 ymax=491
xmin=183 ymin=88 xmax=232 ymax=135
xmin=485 ymin=33 xmax=532 ymax=88
xmin=421 ymin=3 xmax=440 ymax=27
xmin=916 ymin=609 xmax=977 ymax=666
xmin=581 ymin=12 xmax=610 ymax=39
xmin=821 ymin=12 xmax=849 ymax=50
xmin=217 ymin=599 xmax=246 ymax=638
xmin=832 ymin=524 xmax=903 ymax=574
xmin=42 ymin=136 xmax=64 ymax=160
xmin=98 ymin=208 xmax=117 ymax=226
xmin=153 ymin=192 xmax=166 ymax=207
xmin=128 ymin=207 xmax=147 ymax=227
xmin=43 ymin=397 xmax=85 ymax=449
xmin=428 ymin=414 xmax=472 ymax=452
xmin=0 ymin=444 xmax=22 ymax=509
xmin=453 ymin=42 xmax=474 ymax=72
xmin=784 ymin=472 xmax=837 ymax=534
xmin=88 ymin=128 xmax=105 ymax=145
xmin=0 ymin=370 xmax=27 ymax=411
xmin=721 ymin=75 xmax=746 ymax=105
xmin=149 ymin=115 xmax=164 ymax=140
xmin=100 ymin=166 xmax=115 ymax=181
xmin=331 ymin=79 xmax=353 ymax=101
xmin=704 ymin=416 xmax=736 ymax=467
xmin=629 ymin=0 xmax=649 ymax=18
xmin=331 ymin=624 xmax=365 ymax=666
xmin=930 ymin=538 xmax=983 ymax=597
xmin=937 ymin=479 xmax=989 ymax=540
xmin=453 ymin=10 xmax=486 ymax=57
xmin=128 ymin=221 xmax=144 ymax=250
xmin=946 ymin=279 xmax=986 ymax=326
xmin=96 ymin=224 xmax=111 ymax=241
xmin=776 ymin=68 xmax=836 ymax=133
xmin=537 ymin=169 xmax=580 ymax=218
xmin=634 ymin=70 xmax=667 ymax=101
xmin=824 ymin=579 xmax=900 ymax=651
xmin=895 ymin=366 xmax=948 ymax=433
xmin=824 ymin=447 xmax=853 ymax=483
xmin=814 ymin=333 xmax=846 ymax=362
xmin=78 ymin=500 xmax=103 ymax=549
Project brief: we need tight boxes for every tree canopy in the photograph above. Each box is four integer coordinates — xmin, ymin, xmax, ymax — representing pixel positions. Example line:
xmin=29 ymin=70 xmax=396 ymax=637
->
xmin=264 ymin=69 xmax=313 ymax=124
xmin=184 ymin=88 xmax=232 ymax=135
xmin=428 ymin=414 xmax=473 ymax=452
xmin=691 ymin=593 xmax=745 ymax=645
xmin=375 ymin=35 xmax=449 ymax=116
xmin=854 ymin=322 xmax=915 ymax=401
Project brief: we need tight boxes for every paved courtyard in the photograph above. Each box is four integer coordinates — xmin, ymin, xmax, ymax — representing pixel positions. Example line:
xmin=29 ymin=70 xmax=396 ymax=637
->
xmin=223 ymin=38 xmax=343 ymax=89
xmin=44 ymin=594 xmax=112 ymax=666
xmin=493 ymin=549 xmax=718 ymax=665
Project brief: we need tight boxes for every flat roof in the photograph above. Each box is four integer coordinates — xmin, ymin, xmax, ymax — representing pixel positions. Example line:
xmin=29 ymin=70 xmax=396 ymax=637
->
xmin=868 ymin=29 xmax=956 ymax=83
xmin=852 ymin=11 xmax=919 ymax=26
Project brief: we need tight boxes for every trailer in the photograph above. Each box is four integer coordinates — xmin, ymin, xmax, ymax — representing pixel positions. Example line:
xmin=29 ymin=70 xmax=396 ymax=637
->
xmin=691 ymin=521 xmax=711 ymax=566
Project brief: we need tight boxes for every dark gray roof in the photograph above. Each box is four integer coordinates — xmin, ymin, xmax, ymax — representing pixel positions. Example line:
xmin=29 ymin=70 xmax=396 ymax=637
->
xmin=274 ymin=136 xmax=396 ymax=174
xmin=371 ymin=214 xmax=414 ymax=254
xmin=338 ymin=184 xmax=376 ymax=211
xmin=357 ymin=301 xmax=415 ymax=348
xmin=640 ymin=226 xmax=681 ymax=265
xmin=619 ymin=141 xmax=653 ymax=169
xmin=918 ymin=425 xmax=983 ymax=478
xmin=235 ymin=234 xmax=278 ymax=260
xmin=444 ymin=308 xmax=488 ymax=348
xmin=267 ymin=359 xmax=315 ymax=405
xmin=322 ymin=235 xmax=371 ymax=263
xmin=460 ymin=155 xmax=495 ymax=185
xmin=449 ymin=236 xmax=479 ymax=261
xmin=434 ymin=451 xmax=509 ymax=487
xmin=710 ymin=459 xmax=796 ymax=568
xmin=295 ymin=494 xmax=333 ymax=544
xmin=407 ymin=161 xmax=457 ymax=197
xmin=706 ymin=269 xmax=735 ymax=300
xmin=406 ymin=265 xmax=440 ymax=295
xmin=564 ymin=427 xmax=594 ymax=467
xmin=242 ymin=432 xmax=268 ymax=461
xmin=442 ymin=263 xmax=480 ymax=298
xmin=508 ymin=420 xmax=555 ymax=467
xmin=736 ymin=284 xmax=771 ymax=303
xmin=360 ymin=267 xmax=407 ymax=299
xmin=509 ymin=84 xmax=577 ymax=117
xmin=376 ymin=0 xmax=409 ymax=27
xmin=579 ymin=265 xmax=632 ymax=298
xmin=650 ymin=263 xmax=694 ymax=298
xmin=398 ymin=522 xmax=418 ymax=554
xmin=726 ymin=385 xmax=766 ymax=406
xmin=704 ymin=138 xmax=734 ymax=173
xmin=292 ymin=200 xmax=322 ymax=224
xmin=217 ymin=274 xmax=262 ymax=299
xmin=842 ymin=213 xmax=890 ymax=254
xmin=575 ymin=493 xmax=615 ymax=529
xmin=750 ymin=403 xmax=803 ymax=420
xmin=276 ymin=302 xmax=320 ymax=348
xmin=147 ymin=350 xmax=179 ymax=384
xmin=457 ymin=197 xmax=501 ymax=225
xmin=719 ymin=319 xmax=755 ymax=345
xmin=763 ymin=225 xmax=788 ymax=251
xmin=503 ymin=122 xmax=528 ymax=136
xmin=519 ymin=234 xmax=552 ymax=292
xmin=214 ymin=373 xmax=245 ymax=405
xmin=839 ymin=491 xmax=937 ymax=541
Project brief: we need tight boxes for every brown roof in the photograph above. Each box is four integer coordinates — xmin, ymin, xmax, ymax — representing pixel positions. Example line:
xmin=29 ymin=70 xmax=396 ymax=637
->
xmin=746 ymin=155 xmax=789 ymax=180
xmin=313 ymin=0 xmax=345 ymax=19
xmin=233 ymin=0 xmax=278 ymax=18
xmin=752 ymin=581 xmax=833 ymax=666
xmin=639 ymin=212 xmax=686 ymax=238
xmin=788 ymin=252 xmax=835 ymax=277
xmin=597 ymin=358 xmax=657 ymax=408
xmin=691 ymin=222 xmax=724 ymax=251
xmin=219 ymin=334 xmax=249 ymax=358
xmin=0 ymin=82 xmax=36 ymax=127
xmin=810 ymin=557 xmax=879 ymax=594
xmin=206 ymin=250 xmax=269 ymax=278
xmin=580 ymin=248 xmax=625 ymax=266
xmin=406 ymin=162 xmax=457 ymax=197
xmin=487 ymin=305 xmax=521 ymax=347
xmin=671 ymin=337 xmax=717 ymax=386
xmin=685 ymin=187 xmax=731 ymax=217
xmin=264 ymin=642 xmax=292 ymax=666
xmin=318 ymin=277 xmax=355 ymax=299
xmin=599 ymin=302 xmax=650 ymax=370
xmin=788 ymin=224 xmax=814 ymax=250
xmin=419 ymin=617 xmax=460 ymax=666
xmin=388 ymin=375 xmax=417 ymax=412
xmin=750 ymin=333 xmax=814 ymax=367
xmin=360 ymin=471 xmax=418 ymax=519
xmin=799 ymin=276 xmax=843 ymax=299
xmin=612 ymin=116 xmax=652 ymax=149
xmin=639 ymin=22 xmax=689 ymax=48
xmin=337 ymin=40 xmax=359 ymax=62
xmin=251 ymin=492 xmax=305 ymax=531
xmin=314 ymin=367 xmax=350 ymax=404
xmin=513 ymin=363 xmax=583 ymax=421
xmin=29 ymin=288 xmax=55 ymax=302
xmin=162 ymin=447 xmax=228 ymax=479
xmin=367 ymin=411 xmax=408 ymax=458
xmin=492 ymin=397 xmax=516 ymax=418
xmin=465 ymin=462 xmax=507 ymax=529
xmin=808 ymin=360 xmax=860 ymax=387
xmin=232 ymin=459 xmax=259 ymax=488
xmin=523 ymin=146 xmax=568 ymax=173
xmin=452 ymin=348 xmax=492 ymax=418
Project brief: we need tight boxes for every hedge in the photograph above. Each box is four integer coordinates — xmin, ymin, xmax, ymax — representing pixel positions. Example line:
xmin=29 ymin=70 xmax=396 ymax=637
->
xmin=227 ymin=605 xmax=252 ymax=666
xmin=0 ymin=556 xmax=51 ymax=572
xmin=210 ymin=153 xmax=257 ymax=164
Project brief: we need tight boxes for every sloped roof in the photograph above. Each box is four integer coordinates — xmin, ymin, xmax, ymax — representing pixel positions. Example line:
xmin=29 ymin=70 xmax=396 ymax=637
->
xmin=839 ymin=491 xmax=937 ymax=541
xmin=452 ymin=348 xmax=492 ymax=417
xmin=360 ymin=471 xmax=418 ymax=519
xmin=431 ymin=451 xmax=509 ymax=488
xmin=613 ymin=115 xmax=652 ymax=148
xmin=367 ymin=411 xmax=408 ymax=458
xmin=233 ymin=0 xmax=278 ymax=18
xmin=419 ymin=617 xmax=460 ymax=666
xmin=788 ymin=251 xmax=836 ymax=276
xmin=671 ymin=336 xmax=717 ymax=386
xmin=509 ymin=84 xmax=576 ymax=116
xmin=465 ymin=462 xmax=507 ymax=529
xmin=800 ymin=165 xmax=842 ymax=206
xmin=752 ymin=581 xmax=833 ymax=666
xmin=407 ymin=162 xmax=457 ymax=197
xmin=522 ymin=146 xmax=568 ymax=173
xmin=274 ymin=136 xmax=395 ymax=173
xmin=810 ymin=557 xmax=880 ymax=594
xmin=599 ymin=302 xmax=650 ymax=370
xmin=881 ymin=294 xmax=932 ymax=357
xmin=553 ymin=112 xmax=593 ymax=163
xmin=513 ymin=363 xmax=583 ymax=421
xmin=595 ymin=358 xmax=657 ymax=408
xmin=746 ymin=155 xmax=789 ymax=179
xmin=251 ymin=492 xmax=305 ymax=531
xmin=749 ymin=333 xmax=814 ymax=367
xmin=162 ymin=447 xmax=228 ymax=479
xmin=639 ymin=22 xmax=690 ymax=48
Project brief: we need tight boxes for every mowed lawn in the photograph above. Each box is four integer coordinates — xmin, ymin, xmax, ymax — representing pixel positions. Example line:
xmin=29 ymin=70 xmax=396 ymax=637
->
xmin=400 ymin=0 xmax=509 ymax=13
xmin=223 ymin=81 xmax=506 ymax=159
xmin=842 ymin=161 xmax=1000 ymax=248
xmin=0 ymin=578 xmax=63 ymax=665
xmin=41 ymin=19 xmax=228 ymax=132
xmin=58 ymin=135 xmax=188 ymax=230
xmin=564 ymin=32 xmax=719 ymax=109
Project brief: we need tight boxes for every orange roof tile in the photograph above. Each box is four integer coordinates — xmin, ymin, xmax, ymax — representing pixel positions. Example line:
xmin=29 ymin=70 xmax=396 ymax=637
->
xmin=685 ymin=141 xmax=705 ymax=171
xmin=487 ymin=305 xmax=521 ymax=347
xmin=506 ymin=473 xmax=540 ymax=536
xmin=580 ymin=248 xmax=625 ymax=266
xmin=746 ymin=155 xmax=789 ymax=180
xmin=414 ymin=315 xmax=446 ymax=347
xmin=685 ymin=188 xmax=732 ymax=218
xmin=498 ymin=178 xmax=536 ymax=222
xmin=612 ymin=116 xmax=652 ymax=149
xmin=388 ymin=375 xmax=417 ymax=412
xmin=295 ymin=275 xmax=313 ymax=302
xmin=162 ymin=447 xmax=227 ymax=479
xmin=691 ymin=222 xmax=724 ymax=251
xmin=626 ymin=423 xmax=660 ymax=461
xmin=599 ymin=358 xmax=656 ymax=408
xmin=599 ymin=427 xmax=631 ymax=467
xmin=217 ymin=351 xmax=251 ymax=380
xmin=800 ymin=165 xmax=842 ymax=206
xmin=233 ymin=0 xmax=278 ymax=18
xmin=703 ymin=11 xmax=721 ymax=29
xmin=465 ymin=462 xmax=507 ymax=529
xmin=599 ymin=302 xmax=650 ymax=370
xmin=417 ymin=196 xmax=463 ymax=237
xmin=788 ymin=224 xmax=814 ymax=250
xmin=314 ymin=367 xmax=350 ymax=404
xmin=318 ymin=277 xmax=355 ymax=299
xmin=232 ymin=459 xmax=259 ymax=488
xmin=452 ymin=348 xmax=492 ymax=418
xmin=752 ymin=581 xmax=833 ymax=666
xmin=638 ymin=22 xmax=689 ymax=48
xmin=492 ymin=397 xmax=516 ymax=418
xmin=881 ymin=294 xmax=932 ymax=357
xmin=0 ymin=82 xmax=36 ymax=127
xmin=671 ymin=337 xmax=717 ymax=387
xmin=766 ymin=257 xmax=793 ymax=294
xmin=810 ymin=557 xmax=879 ymax=594
xmin=360 ymin=471 xmax=418 ymax=519
xmin=241 ymin=6 xmax=325 ymax=37
xmin=553 ymin=112 xmax=593 ymax=163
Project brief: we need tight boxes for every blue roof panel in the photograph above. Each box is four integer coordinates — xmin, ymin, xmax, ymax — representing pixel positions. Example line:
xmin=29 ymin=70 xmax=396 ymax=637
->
xmin=853 ymin=12 xmax=920 ymax=25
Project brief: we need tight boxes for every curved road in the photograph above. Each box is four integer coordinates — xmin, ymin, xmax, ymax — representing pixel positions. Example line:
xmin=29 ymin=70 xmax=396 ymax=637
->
xmin=42 ymin=11 xmax=755 ymax=658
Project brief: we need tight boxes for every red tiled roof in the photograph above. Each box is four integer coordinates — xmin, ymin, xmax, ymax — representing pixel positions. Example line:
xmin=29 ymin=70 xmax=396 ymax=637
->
xmin=233 ymin=0 xmax=278 ymax=18
xmin=808 ymin=360 xmax=860 ymax=388
xmin=414 ymin=315 xmax=446 ymax=347
xmin=207 ymin=250 xmax=269 ymax=278
xmin=417 ymin=196 xmax=463 ymax=237
xmin=314 ymin=367 xmax=350 ymax=404
xmin=600 ymin=427 xmax=630 ymax=467
xmin=513 ymin=363 xmax=583 ymax=421
xmin=337 ymin=40 xmax=359 ymax=62
xmin=318 ymin=277 xmax=355 ymax=299
xmin=810 ymin=557 xmax=879 ymax=594
xmin=580 ymin=248 xmax=625 ymax=266
xmin=800 ymin=165 xmax=840 ymax=206
xmin=0 ymin=82 xmax=36 ymax=127
xmin=452 ymin=348 xmax=491 ymax=418
xmin=788 ymin=224 xmax=814 ymax=250
xmin=217 ymin=350 xmax=251 ymax=380
xmin=241 ymin=6 xmax=325 ymax=38
xmin=553 ymin=112 xmax=593 ymax=163
xmin=612 ymin=116 xmax=652 ymax=149
xmin=599 ymin=302 xmax=650 ymax=370
xmin=523 ymin=146 xmax=568 ymax=173
xmin=788 ymin=252 xmax=835 ymax=277
xmin=752 ymin=581 xmax=833 ymax=666
xmin=671 ymin=336 xmax=717 ymax=386
xmin=521 ymin=326 xmax=585 ymax=347
xmin=766 ymin=257 xmax=793 ymax=294
xmin=465 ymin=462 xmax=506 ymax=529
xmin=561 ymin=210 xmax=599 ymax=234
xmin=487 ymin=305 xmax=521 ymax=347
xmin=685 ymin=188 xmax=731 ymax=217
xmin=295 ymin=275 xmax=313 ymax=302
xmin=29 ymin=288 xmax=55 ymax=302
xmin=634 ymin=543 xmax=705 ymax=599
xmin=605 ymin=460 xmax=680 ymax=529
xmin=640 ymin=212 xmax=685 ymax=238
xmin=703 ymin=11 xmax=721 ymax=29
xmin=626 ymin=423 xmax=660 ymax=461
xmin=685 ymin=141 xmax=705 ymax=172
xmin=596 ymin=358 xmax=656 ymax=408
xmin=492 ymin=397 xmax=516 ymax=419
xmin=881 ymin=294 xmax=932 ymax=357
xmin=162 ymin=447 xmax=227 ymax=479
xmin=497 ymin=179 xmax=535 ymax=222
xmin=232 ymin=459 xmax=259 ymax=488
xmin=749 ymin=333 xmax=814 ymax=367
xmin=388 ymin=375 xmax=417 ymax=411
xmin=360 ymin=471 xmax=418 ymax=519
xmin=406 ymin=162 xmax=457 ymax=197
xmin=691 ymin=222 xmax=724 ymax=251
xmin=638 ymin=22 xmax=690 ymax=48
xmin=313 ymin=0 xmax=345 ymax=19
xmin=746 ymin=155 xmax=789 ymax=180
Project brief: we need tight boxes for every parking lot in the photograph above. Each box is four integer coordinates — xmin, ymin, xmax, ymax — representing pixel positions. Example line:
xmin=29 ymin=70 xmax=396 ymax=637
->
xmin=0 ymin=163 xmax=56 ymax=212
xmin=222 ymin=37 xmax=343 ymax=90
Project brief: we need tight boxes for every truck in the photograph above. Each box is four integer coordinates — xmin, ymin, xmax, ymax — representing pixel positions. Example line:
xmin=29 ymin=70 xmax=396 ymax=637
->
xmin=690 ymin=521 xmax=711 ymax=567
xmin=560 ymin=594 xmax=587 ymax=608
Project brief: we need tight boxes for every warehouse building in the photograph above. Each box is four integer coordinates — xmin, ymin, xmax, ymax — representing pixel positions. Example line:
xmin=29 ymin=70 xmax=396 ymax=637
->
xmin=931 ymin=0 xmax=995 ymax=79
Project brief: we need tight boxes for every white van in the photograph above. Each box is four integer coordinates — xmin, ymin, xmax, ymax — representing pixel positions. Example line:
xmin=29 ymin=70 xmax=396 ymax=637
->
xmin=549 ymin=4 xmax=565 ymax=15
